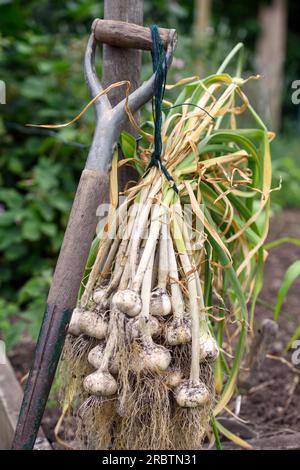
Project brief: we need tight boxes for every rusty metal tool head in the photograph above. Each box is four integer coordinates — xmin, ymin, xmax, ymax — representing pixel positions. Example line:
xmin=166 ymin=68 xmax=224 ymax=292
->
xmin=12 ymin=19 xmax=177 ymax=450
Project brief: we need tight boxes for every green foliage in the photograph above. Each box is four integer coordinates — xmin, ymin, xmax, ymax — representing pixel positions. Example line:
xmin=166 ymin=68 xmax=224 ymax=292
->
xmin=286 ymin=325 xmax=300 ymax=351
xmin=274 ymin=260 xmax=300 ymax=320
xmin=274 ymin=259 xmax=300 ymax=350
xmin=0 ymin=1 xmax=95 ymax=347
xmin=270 ymin=135 xmax=300 ymax=208
xmin=264 ymin=238 xmax=300 ymax=351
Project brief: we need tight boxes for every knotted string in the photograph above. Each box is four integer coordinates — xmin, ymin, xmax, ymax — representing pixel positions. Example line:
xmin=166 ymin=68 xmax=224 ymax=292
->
xmin=148 ymin=24 xmax=178 ymax=193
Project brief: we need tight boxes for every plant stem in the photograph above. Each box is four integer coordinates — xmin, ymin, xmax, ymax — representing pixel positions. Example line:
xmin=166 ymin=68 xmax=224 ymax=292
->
xmin=105 ymin=202 xmax=138 ymax=296
xmin=81 ymin=198 xmax=128 ymax=307
xmin=132 ymin=201 xmax=162 ymax=292
xmin=168 ymin=226 xmax=185 ymax=321
xmin=217 ymin=43 xmax=244 ymax=74
xmin=100 ymin=311 xmax=118 ymax=371
xmin=140 ymin=249 xmax=156 ymax=338
xmin=211 ymin=416 xmax=223 ymax=450
xmin=129 ymin=176 xmax=162 ymax=279
xmin=172 ymin=211 xmax=200 ymax=382
xmin=158 ymin=208 xmax=169 ymax=289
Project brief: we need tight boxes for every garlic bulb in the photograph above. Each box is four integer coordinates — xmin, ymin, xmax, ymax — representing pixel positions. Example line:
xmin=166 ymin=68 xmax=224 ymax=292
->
xmin=68 ymin=307 xmax=82 ymax=336
xmin=79 ymin=310 xmax=108 ymax=340
xmin=133 ymin=338 xmax=171 ymax=373
xmin=150 ymin=288 xmax=172 ymax=317
xmin=175 ymin=379 xmax=210 ymax=408
xmin=129 ymin=316 xmax=161 ymax=339
xmin=83 ymin=370 xmax=117 ymax=396
xmin=199 ymin=333 xmax=219 ymax=362
xmin=112 ymin=289 xmax=142 ymax=317
xmin=88 ymin=343 xmax=119 ymax=375
xmin=93 ymin=288 xmax=108 ymax=307
xmin=165 ymin=318 xmax=191 ymax=346
xmin=165 ymin=370 xmax=183 ymax=388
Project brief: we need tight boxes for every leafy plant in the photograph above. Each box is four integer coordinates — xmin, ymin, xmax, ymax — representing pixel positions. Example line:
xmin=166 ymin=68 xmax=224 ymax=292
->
xmin=56 ymin=42 xmax=272 ymax=449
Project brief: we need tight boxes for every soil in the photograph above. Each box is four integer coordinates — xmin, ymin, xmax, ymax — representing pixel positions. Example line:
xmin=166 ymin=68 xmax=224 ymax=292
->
xmin=236 ymin=209 xmax=300 ymax=443
xmin=8 ymin=209 xmax=300 ymax=449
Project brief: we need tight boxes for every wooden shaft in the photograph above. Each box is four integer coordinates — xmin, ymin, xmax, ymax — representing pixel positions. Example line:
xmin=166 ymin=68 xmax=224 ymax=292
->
xmin=93 ymin=18 xmax=174 ymax=50
xmin=47 ymin=169 xmax=108 ymax=309
xmin=102 ymin=0 xmax=143 ymax=191
xmin=12 ymin=169 xmax=109 ymax=449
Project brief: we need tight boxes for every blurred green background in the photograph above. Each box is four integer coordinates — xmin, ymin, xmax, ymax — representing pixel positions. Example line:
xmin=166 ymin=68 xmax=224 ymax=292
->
xmin=0 ymin=0 xmax=299 ymax=348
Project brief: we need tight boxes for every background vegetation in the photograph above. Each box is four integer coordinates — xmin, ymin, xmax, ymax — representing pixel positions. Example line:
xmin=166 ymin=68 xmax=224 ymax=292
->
xmin=1 ymin=0 xmax=299 ymax=348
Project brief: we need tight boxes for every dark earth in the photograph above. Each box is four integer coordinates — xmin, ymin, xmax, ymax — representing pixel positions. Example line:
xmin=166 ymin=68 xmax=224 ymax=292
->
xmin=8 ymin=209 xmax=300 ymax=449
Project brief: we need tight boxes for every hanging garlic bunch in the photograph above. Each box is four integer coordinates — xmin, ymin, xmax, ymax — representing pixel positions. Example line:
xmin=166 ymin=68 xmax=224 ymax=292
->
xmin=59 ymin=62 xmax=272 ymax=450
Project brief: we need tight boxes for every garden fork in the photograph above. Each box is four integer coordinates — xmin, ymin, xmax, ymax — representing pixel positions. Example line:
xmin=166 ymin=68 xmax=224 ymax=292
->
xmin=12 ymin=19 xmax=177 ymax=449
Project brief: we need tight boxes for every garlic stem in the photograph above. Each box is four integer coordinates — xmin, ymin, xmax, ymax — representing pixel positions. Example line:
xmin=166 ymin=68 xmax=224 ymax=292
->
xmin=167 ymin=227 xmax=185 ymax=321
xmin=172 ymin=209 xmax=200 ymax=382
xmin=119 ymin=253 xmax=130 ymax=291
xmin=93 ymin=202 xmax=139 ymax=308
xmin=129 ymin=178 xmax=162 ymax=279
xmin=151 ymin=248 xmax=159 ymax=290
xmin=104 ymin=202 xmax=138 ymax=297
xmin=164 ymin=225 xmax=191 ymax=345
xmin=149 ymin=208 xmax=172 ymax=317
xmin=83 ymin=310 xmax=119 ymax=397
xmin=175 ymin=201 xmax=208 ymax=323
xmin=131 ymin=201 xmax=162 ymax=292
xmin=157 ymin=208 xmax=169 ymax=289
xmin=135 ymin=248 xmax=171 ymax=373
xmin=174 ymin=201 xmax=218 ymax=361
xmin=132 ymin=188 xmax=174 ymax=293
xmin=140 ymin=249 xmax=155 ymax=336
xmin=100 ymin=311 xmax=118 ymax=371
xmin=81 ymin=198 xmax=129 ymax=307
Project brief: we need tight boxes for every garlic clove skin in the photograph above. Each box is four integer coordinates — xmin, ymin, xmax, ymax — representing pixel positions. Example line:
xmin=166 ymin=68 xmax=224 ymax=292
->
xmin=129 ymin=316 xmax=161 ymax=339
xmin=165 ymin=370 xmax=183 ymax=388
xmin=150 ymin=288 xmax=172 ymax=317
xmin=199 ymin=335 xmax=219 ymax=362
xmin=79 ymin=310 xmax=108 ymax=340
xmin=134 ymin=341 xmax=171 ymax=373
xmin=93 ymin=288 xmax=108 ymax=308
xmin=88 ymin=344 xmax=119 ymax=375
xmin=165 ymin=318 xmax=191 ymax=345
xmin=68 ymin=307 xmax=82 ymax=336
xmin=112 ymin=289 xmax=142 ymax=317
xmin=83 ymin=370 xmax=117 ymax=396
xmin=175 ymin=379 xmax=210 ymax=408
xmin=87 ymin=344 xmax=105 ymax=369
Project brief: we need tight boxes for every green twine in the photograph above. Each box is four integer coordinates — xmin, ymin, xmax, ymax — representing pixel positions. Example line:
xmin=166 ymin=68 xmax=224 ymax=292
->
xmin=148 ymin=24 xmax=178 ymax=193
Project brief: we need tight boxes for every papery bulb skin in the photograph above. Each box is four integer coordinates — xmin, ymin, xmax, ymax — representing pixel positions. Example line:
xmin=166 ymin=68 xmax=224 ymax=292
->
xmin=150 ymin=288 xmax=172 ymax=317
xmin=83 ymin=370 xmax=117 ymax=396
xmin=112 ymin=289 xmax=142 ymax=317
xmin=175 ymin=379 xmax=210 ymax=408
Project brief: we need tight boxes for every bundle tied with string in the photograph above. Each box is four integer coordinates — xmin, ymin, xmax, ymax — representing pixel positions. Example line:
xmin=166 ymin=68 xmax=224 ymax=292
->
xmin=147 ymin=25 xmax=178 ymax=192
xmin=55 ymin=31 xmax=272 ymax=450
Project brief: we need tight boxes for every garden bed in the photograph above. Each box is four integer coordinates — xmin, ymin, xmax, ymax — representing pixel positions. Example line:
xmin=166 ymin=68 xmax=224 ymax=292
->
xmin=236 ymin=208 xmax=300 ymax=446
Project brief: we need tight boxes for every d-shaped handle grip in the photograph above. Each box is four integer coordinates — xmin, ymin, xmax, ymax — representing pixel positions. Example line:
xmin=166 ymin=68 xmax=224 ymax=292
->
xmin=92 ymin=18 xmax=176 ymax=51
